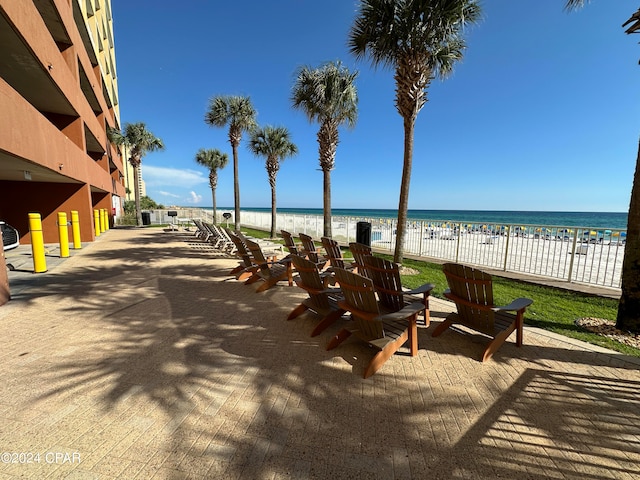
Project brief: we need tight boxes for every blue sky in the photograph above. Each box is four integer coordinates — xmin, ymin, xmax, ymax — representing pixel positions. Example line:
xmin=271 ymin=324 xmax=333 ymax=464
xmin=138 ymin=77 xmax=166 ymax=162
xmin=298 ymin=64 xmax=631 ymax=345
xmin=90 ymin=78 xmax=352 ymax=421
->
xmin=112 ymin=0 xmax=638 ymax=212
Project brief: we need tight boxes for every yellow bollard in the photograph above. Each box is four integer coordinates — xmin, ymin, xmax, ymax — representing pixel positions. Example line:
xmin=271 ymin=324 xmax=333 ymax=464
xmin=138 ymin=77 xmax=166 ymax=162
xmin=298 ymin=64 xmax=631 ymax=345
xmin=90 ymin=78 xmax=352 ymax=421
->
xmin=28 ymin=213 xmax=47 ymax=273
xmin=104 ymin=208 xmax=110 ymax=231
xmin=94 ymin=209 xmax=100 ymax=237
xmin=71 ymin=210 xmax=81 ymax=249
xmin=100 ymin=209 xmax=106 ymax=233
xmin=57 ymin=212 xmax=69 ymax=258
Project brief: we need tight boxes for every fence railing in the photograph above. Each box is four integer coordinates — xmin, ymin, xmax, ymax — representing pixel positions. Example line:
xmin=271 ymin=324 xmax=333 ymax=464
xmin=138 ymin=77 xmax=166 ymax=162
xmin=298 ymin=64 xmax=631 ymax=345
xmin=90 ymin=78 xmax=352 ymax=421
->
xmin=146 ymin=208 xmax=625 ymax=289
xmin=235 ymin=210 xmax=625 ymax=289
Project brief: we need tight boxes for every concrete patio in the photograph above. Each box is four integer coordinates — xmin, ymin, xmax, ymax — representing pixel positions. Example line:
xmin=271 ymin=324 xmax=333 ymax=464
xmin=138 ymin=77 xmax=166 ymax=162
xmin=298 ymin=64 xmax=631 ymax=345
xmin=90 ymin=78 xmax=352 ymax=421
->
xmin=1 ymin=228 xmax=639 ymax=479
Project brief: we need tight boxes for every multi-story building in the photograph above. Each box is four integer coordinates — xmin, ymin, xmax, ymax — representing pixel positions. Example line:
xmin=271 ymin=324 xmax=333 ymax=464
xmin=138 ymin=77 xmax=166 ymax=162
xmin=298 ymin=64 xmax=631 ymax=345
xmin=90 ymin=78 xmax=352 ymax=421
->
xmin=0 ymin=0 xmax=125 ymax=244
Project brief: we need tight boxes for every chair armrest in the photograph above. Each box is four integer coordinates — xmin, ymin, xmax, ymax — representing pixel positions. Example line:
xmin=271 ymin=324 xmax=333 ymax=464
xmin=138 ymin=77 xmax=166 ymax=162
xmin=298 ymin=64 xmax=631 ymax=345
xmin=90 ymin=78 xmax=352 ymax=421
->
xmin=492 ymin=298 xmax=533 ymax=312
xmin=376 ymin=302 xmax=425 ymax=322
xmin=405 ymin=283 xmax=435 ymax=296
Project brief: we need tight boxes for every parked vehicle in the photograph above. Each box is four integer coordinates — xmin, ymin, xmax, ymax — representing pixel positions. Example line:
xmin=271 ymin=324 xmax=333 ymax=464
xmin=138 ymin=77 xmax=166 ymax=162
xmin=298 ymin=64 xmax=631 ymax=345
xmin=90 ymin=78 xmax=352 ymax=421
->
xmin=1 ymin=221 xmax=19 ymax=251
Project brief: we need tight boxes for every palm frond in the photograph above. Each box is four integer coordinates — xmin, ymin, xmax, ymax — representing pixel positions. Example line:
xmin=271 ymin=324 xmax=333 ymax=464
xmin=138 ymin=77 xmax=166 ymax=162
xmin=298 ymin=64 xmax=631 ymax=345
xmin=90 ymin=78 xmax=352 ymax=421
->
xmin=291 ymin=61 xmax=358 ymax=128
xmin=564 ymin=0 xmax=589 ymax=12
xmin=195 ymin=148 xmax=229 ymax=171
xmin=248 ymin=125 xmax=298 ymax=161
xmin=349 ymin=0 xmax=481 ymax=78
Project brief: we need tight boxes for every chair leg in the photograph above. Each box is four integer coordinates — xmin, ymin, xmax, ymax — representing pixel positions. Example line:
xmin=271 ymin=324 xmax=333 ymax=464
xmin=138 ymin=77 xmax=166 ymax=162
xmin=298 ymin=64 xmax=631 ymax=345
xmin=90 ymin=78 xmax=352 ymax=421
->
xmin=244 ymin=273 xmax=262 ymax=285
xmin=255 ymin=278 xmax=278 ymax=293
xmin=431 ymin=317 xmax=455 ymax=337
xmin=326 ymin=329 xmax=351 ymax=351
xmin=481 ymin=323 xmax=517 ymax=362
xmin=237 ymin=270 xmax=256 ymax=281
xmin=363 ymin=331 xmax=409 ymax=379
xmin=408 ymin=314 xmax=418 ymax=356
xmin=311 ymin=309 xmax=346 ymax=337
xmin=515 ymin=312 xmax=524 ymax=347
xmin=423 ymin=297 xmax=430 ymax=327
xmin=229 ymin=265 xmax=244 ymax=275
xmin=287 ymin=303 xmax=309 ymax=320
xmin=286 ymin=264 xmax=293 ymax=287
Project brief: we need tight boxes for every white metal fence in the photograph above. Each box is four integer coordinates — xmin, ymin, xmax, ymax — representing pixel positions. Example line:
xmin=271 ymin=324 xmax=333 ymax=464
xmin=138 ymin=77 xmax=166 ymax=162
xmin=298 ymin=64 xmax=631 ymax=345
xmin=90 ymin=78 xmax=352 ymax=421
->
xmin=148 ymin=208 xmax=626 ymax=289
xmin=236 ymin=210 xmax=625 ymax=289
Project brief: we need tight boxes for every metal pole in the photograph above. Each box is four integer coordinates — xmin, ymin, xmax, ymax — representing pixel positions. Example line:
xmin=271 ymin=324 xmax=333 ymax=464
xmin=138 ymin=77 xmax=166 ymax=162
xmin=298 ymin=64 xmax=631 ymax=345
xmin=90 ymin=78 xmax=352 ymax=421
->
xmin=455 ymin=223 xmax=462 ymax=263
xmin=567 ymin=229 xmax=579 ymax=283
xmin=503 ymin=225 xmax=511 ymax=272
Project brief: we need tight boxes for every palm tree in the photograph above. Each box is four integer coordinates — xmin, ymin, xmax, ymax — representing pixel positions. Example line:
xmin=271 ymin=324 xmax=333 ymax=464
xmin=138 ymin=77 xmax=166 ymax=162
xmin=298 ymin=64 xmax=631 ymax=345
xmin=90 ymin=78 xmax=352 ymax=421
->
xmin=194 ymin=148 xmax=229 ymax=223
xmin=349 ymin=0 xmax=481 ymax=264
xmin=291 ymin=61 xmax=358 ymax=237
xmin=204 ymin=96 xmax=257 ymax=232
xmin=248 ymin=126 xmax=298 ymax=237
xmin=107 ymin=122 xmax=164 ymax=226
xmin=564 ymin=1 xmax=640 ymax=332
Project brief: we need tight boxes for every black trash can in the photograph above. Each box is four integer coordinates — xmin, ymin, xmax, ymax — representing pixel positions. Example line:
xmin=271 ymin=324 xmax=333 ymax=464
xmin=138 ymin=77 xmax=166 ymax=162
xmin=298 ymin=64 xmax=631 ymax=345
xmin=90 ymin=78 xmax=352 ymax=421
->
xmin=356 ymin=221 xmax=371 ymax=246
xmin=141 ymin=212 xmax=151 ymax=226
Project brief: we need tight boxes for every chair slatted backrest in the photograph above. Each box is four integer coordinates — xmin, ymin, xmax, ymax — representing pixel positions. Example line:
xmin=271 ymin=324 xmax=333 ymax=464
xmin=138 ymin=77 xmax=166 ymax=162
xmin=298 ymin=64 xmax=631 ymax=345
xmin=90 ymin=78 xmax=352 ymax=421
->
xmin=321 ymin=237 xmax=346 ymax=269
xmin=226 ymin=231 xmax=253 ymax=268
xmin=244 ymin=239 xmax=272 ymax=277
xmin=443 ymin=263 xmax=495 ymax=334
xmin=281 ymin=230 xmax=301 ymax=255
xmin=333 ymin=267 xmax=384 ymax=340
xmin=299 ymin=233 xmax=323 ymax=264
xmin=362 ymin=255 xmax=405 ymax=313
xmin=349 ymin=242 xmax=372 ymax=273
xmin=290 ymin=255 xmax=331 ymax=312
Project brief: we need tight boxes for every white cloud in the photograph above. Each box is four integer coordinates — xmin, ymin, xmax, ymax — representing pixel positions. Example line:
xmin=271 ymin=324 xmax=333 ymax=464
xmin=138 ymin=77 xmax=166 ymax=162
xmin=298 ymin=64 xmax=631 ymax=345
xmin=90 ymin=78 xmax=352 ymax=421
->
xmin=188 ymin=191 xmax=203 ymax=204
xmin=142 ymin=165 xmax=208 ymax=187
xmin=158 ymin=191 xmax=181 ymax=198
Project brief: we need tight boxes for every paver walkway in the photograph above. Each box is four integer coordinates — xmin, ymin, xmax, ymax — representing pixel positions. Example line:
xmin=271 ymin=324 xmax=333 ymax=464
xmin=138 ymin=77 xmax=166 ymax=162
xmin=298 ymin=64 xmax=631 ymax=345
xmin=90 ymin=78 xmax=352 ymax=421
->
xmin=1 ymin=228 xmax=639 ymax=479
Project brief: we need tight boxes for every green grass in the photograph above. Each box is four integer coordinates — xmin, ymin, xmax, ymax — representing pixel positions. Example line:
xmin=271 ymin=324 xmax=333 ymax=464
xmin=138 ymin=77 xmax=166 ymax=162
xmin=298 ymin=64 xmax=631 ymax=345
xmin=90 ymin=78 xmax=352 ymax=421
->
xmin=388 ymin=256 xmax=637 ymax=358
xmin=241 ymin=228 xmax=637 ymax=358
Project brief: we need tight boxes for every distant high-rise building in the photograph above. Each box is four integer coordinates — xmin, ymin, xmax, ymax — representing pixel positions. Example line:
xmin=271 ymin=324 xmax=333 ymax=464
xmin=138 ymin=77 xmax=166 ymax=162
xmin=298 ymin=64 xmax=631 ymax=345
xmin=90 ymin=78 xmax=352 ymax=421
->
xmin=0 ymin=0 xmax=125 ymax=243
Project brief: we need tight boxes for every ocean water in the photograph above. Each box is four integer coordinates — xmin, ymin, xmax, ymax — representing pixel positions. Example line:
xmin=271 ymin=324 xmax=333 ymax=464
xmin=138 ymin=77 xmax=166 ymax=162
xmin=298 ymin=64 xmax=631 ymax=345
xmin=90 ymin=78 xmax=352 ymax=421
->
xmin=213 ymin=207 xmax=628 ymax=230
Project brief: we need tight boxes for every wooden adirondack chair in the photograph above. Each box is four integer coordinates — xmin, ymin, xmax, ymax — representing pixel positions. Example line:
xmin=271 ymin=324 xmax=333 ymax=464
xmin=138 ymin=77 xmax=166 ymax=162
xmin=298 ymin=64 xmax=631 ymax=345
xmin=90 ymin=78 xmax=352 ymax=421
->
xmin=226 ymin=231 xmax=259 ymax=281
xmin=287 ymin=255 xmax=347 ymax=336
xmin=327 ymin=267 xmax=425 ymax=378
xmin=362 ymin=255 xmax=435 ymax=327
xmin=320 ymin=237 xmax=350 ymax=270
xmin=298 ymin=233 xmax=328 ymax=269
xmin=432 ymin=263 xmax=533 ymax=362
xmin=281 ymin=230 xmax=306 ymax=257
xmin=243 ymin=239 xmax=293 ymax=293
xmin=348 ymin=242 xmax=372 ymax=273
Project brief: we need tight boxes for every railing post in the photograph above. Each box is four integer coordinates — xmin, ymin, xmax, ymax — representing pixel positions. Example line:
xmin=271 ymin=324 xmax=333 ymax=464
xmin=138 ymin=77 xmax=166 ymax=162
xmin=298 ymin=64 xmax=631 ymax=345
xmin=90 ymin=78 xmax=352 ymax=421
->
xmin=455 ymin=222 xmax=462 ymax=263
xmin=567 ymin=229 xmax=579 ymax=283
xmin=503 ymin=225 xmax=511 ymax=272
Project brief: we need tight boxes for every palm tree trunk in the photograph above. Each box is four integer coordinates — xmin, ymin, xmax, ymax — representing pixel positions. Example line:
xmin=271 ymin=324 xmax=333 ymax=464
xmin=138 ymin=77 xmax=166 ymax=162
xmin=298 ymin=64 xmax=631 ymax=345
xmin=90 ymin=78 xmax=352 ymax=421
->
xmin=133 ymin=164 xmax=142 ymax=227
xmin=232 ymin=142 xmax=241 ymax=232
xmin=616 ymin=137 xmax=640 ymax=332
xmin=394 ymin=117 xmax=415 ymax=264
xmin=271 ymin=184 xmax=277 ymax=238
xmin=323 ymin=168 xmax=332 ymax=237
xmin=212 ymin=188 xmax=217 ymax=224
